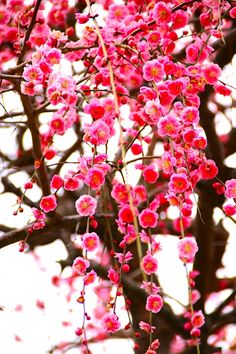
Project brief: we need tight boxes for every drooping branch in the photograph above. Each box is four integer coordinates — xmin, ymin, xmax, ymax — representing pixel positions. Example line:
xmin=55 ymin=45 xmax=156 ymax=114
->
xmin=17 ymin=0 xmax=43 ymax=64
xmin=19 ymin=92 xmax=51 ymax=196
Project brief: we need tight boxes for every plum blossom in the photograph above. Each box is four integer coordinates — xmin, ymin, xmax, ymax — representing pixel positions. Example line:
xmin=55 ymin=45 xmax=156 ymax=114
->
xmin=102 ymin=313 xmax=121 ymax=333
xmin=172 ymin=10 xmax=188 ymax=29
xmin=82 ymin=232 xmax=99 ymax=252
xmin=50 ymin=175 xmax=63 ymax=190
xmin=138 ymin=209 xmax=158 ymax=229
xmin=199 ymin=160 xmax=218 ymax=179
xmin=168 ymin=173 xmax=189 ymax=194
xmin=49 ymin=116 xmax=66 ymax=135
xmin=114 ymin=251 xmax=133 ymax=264
xmin=139 ymin=321 xmax=156 ymax=333
xmin=141 ymin=254 xmax=158 ymax=275
xmin=40 ymin=195 xmax=57 ymax=213
xmin=181 ymin=106 xmax=200 ymax=125
xmin=111 ymin=183 xmax=130 ymax=204
xmin=203 ymin=63 xmax=221 ymax=84
xmin=143 ymin=165 xmax=159 ymax=184
xmin=72 ymin=257 xmax=90 ymax=276
xmin=32 ymin=208 xmax=46 ymax=230
xmin=191 ymin=290 xmax=201 ymax=304
xmin=225 ymin=179 xmax=236 ymax=199
xmin=158 ymin=114 xmax=181 ymax=137
xmin=85 ymin=167 xmax=105 ymax=190
xmin=191 ymin=310 xmax=205 ymax=328
xmin=64 ymin=176 xmax=80 ymax=191
xmin=134 ymin=185 xmax=147 ymax=204
xmin=23 ymin=65 xmax=43 ymax=83
xmin=177 ymin=237 xmax=198 ymax=263
xmin=144 ymin=100 xmax=163 ymax=124
xmin=143 ymin=60 xmax=164 ymax=82
xmin=159 ymin=152 xmax=176 ymax=175
xmin=146 ymin=294 xmax=163 ymax=313
xmin=84 ymin=120 xmax=110 ymax=146
xmin=108 ymin=4 xmax=129 ymax=22
xmin=84 ymin=270 xmax=97 ymax=285
xmin=108 ymin=268 xmax=119 ymax=285
xmin=75 ymin=195 xmax=97 ymax=216
xmin=223 ymin=204 xmax=236 ymax=216
xmin=152 ymin=2 xmax=172 ymax=25
xmin=118 ymin=205 xmax=137 ymax=224
xmin=141 ymin=281 xmax=161 ymax=294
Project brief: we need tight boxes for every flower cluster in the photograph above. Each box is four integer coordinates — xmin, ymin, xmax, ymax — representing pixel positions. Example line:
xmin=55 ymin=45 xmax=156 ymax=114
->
xmin=2 ymin=0 xmax=236 ymax=351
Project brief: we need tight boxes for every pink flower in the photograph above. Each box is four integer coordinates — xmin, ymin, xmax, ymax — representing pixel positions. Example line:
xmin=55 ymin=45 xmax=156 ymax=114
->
xmin=146 ymin=294 xmax=163 ymax=313
xmin=203 ymin=63 xmax=221 ymax=85
xmin=76 ymin=13 xmax=90 ymax=24
xmin=143 ymin=165 xmax=159 ymax=183
xmin=153 ymin=2 xmax=172 ymax=25
xmin=199 ymin=160 xmax=218 ymax=180
xmin=111 ymin=183 xmax=130 ymax=204
xmin=191 ymin=290 xmax=201 ymax=304
xmin=50 ymin=175 xmax=63 ymax=190
xmin=107 ymin=3 xmax=129 ymax=22
xmin=82 ymin=232 xmax=99 ymax=251
xmin=215 ymin=84 xmax=231 ymax=96
xmin=143 ymin=60 xmax=164 ymax=82
xmin=32 ymin=208 xmax=46 ymax=230
xmin=114 ymin=251 xmax=133 ymax=264
xmin=72 ymin=256 xmax=90 ymax=275
xmin=139 ymin=209 xmax=158 ymax=229
xmin=159 ymin=152 xmax=175 ymax=175
xmin=64 ymin=177 xmax=80 ymax=191
xmin=47 ymin=85 xmax=62 ymax=105
xmin=33 ymin=221 xmax=45 ymax=230
xmin=134 ymin=185 xmax=147 ymax=204
xmin=186 ymin=44 xmax=199 ymax=63
xmin=144 ymin=100 xmax=163 ymax=124
xmin=225 ymin=179 xmax=236 ymax=198
xmin=46 ymin=48 xmax=61 ymax=65
xmin=168 ymin=79 xmax=186 ymax=97
xmin=40 ymin=195 xmax=57 ymax=213
xmin=32 ymin=208 xmax=46 ymax=222
xmin=191 ymin=310 xmax=205 ymax=328
xmin=158 ymin=114 xmax=181 ymax=137
xmin=75 ymin=195 xmax=97 ymax=216
xmin=49 ymin=116 xmax=66 ymax=135
xmin=21 ymin=81 xmax=37 ymax=96
xmin=85 ymin=120 xmax=110 ymax=146
xmin=84 ymin=270 xmax=97 ymax=285
xmin=168 ymin=173 xmax=189 ymax=194
xmin=85 ymin=168 xmax=105 ymax=190
xmin=139 ymin=321 xmax=156 ymax=333
xmin=118 ymin=205 xmax=137 ymax=224
xmin=147 ymin=31 xmax=161 ymax=46
xmin=0 ymin=6 xmax=11 ymax=24
xmin=172 ymin=10 xmax=188 ymax=30
xmin=102 ymin=313 xmax=121 ymax=333
xmin=23 ymin=65 xmax=43 ymax=83
xmin=108 ymin=267 xmax=119 ymax=285
xmin=84 ymin=99 xmax=105 ymax=120
xmin=177 ymin=237 xmax=198 ymax=263
xmin=181 ymin=106 xmax=199 ymax=125
xmin=193 ymin=136 xmax=207 ymax=149
xmin=223 ymin=204 xmax=236 ymax=216
xmin=141 ymin=281 xmax=161 ymax=294
xmin=230 ymin=7 xmax=236 ymax=18
xmin=141 ymin=254 xmax=158 ymax=275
